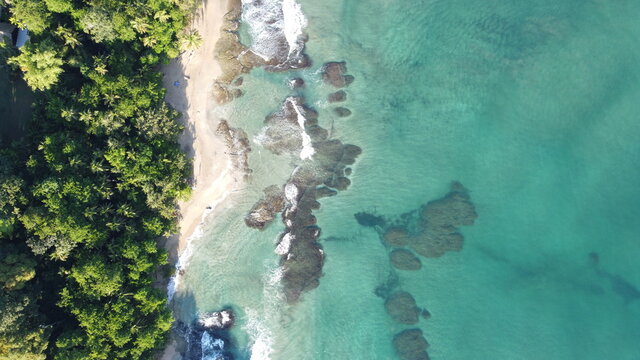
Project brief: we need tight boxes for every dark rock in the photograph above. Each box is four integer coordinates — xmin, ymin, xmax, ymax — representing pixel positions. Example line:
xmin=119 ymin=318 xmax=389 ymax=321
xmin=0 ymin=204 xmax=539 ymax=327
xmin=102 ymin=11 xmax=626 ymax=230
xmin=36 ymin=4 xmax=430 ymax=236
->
xmin=321 ymin=61 xmax=354 ymax=88
xmin=344 ymin=168 xmax=352 ymax=176
xmin=197 ymin=309 xmax=235 ymax=330
xmin=390 ymin=249 xmax=422 ymax=271
xmin=393 ymin=329 xmax=430 ymax=360
xmin=385 ymin=291 xmax=421 ymax=324
xmin=334 ymin=107 xmax=352 ymax=117
xmin=383 ymin=227 xmax=410 ymax=246
xmin=289 ymin=77 xmax=305 ymax=88
xmin=344 ymin=75 xmax=355 ymax=86
xmin=354 ymin=212 xmax=386 ymax=227
xmin=233 ymin=76 xmax=244 ymax=86
xmin=316 ymin=186 xmax=337 ymax=198
xmin=327 ymin=90 xmax=347 ymax=103
xmin=244 ymin=185 xmax=285 ymax=229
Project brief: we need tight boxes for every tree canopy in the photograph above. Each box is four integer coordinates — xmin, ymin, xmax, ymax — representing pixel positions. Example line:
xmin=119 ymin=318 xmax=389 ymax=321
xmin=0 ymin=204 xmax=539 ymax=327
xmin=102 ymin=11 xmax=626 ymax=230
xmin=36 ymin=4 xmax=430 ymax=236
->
xmin=1 ymin=0 xmax=196 ymax=358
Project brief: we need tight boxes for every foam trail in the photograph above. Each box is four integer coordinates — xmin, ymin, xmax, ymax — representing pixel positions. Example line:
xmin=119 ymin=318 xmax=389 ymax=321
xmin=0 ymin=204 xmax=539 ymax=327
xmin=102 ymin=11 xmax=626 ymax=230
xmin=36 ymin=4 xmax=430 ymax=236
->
xmin=282 ymin=0 xmax=308 ymax=56
xmin=287 ymin=97 xmax=315 ymax=160
xmin=167 ymin=174 xmax=232 ymax=303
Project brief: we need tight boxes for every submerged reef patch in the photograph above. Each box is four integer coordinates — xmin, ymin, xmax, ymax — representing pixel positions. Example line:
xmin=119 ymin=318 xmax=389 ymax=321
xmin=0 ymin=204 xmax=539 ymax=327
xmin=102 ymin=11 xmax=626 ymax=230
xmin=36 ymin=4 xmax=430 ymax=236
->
xmin=409 ymin=181 xmax=478 ymax=258
xmin=393 ymin=329 xmax=430 ymax=360
xmin=384 ymin=291 xmax=422 ymax=325
xmin=389 ymin=249 xmax=422 ymax=271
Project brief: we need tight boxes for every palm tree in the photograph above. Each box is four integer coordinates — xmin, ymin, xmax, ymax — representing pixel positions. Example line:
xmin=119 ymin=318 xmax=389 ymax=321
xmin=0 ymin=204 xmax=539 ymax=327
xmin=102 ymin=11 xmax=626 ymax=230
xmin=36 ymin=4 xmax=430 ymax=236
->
xmin=130 ymin=18 xmax=149 ymax=34
xmin=179 ymin=29 xmax=202 ymax=51
xmin=55 ymin=26 xmax=81 ymax=49
xmin=154 ymin=10 xmax=170 ymax=23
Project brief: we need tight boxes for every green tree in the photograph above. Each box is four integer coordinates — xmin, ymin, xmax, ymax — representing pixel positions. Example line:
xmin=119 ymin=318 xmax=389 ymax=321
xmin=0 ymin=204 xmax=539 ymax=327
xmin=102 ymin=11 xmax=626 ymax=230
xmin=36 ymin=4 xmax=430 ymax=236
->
xmin=8 ymin=0 xmax=51 ymax=34
xmin=80 ymin=7 xmax=117 ymax=43
xmin=8 ymin=41 xmax=64 ymax=91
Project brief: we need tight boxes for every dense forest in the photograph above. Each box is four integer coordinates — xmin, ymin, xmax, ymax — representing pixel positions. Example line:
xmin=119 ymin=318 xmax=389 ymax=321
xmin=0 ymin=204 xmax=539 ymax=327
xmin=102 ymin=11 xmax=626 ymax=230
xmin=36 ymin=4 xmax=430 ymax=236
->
xmin=0 ymin=0 xmax=201 ymax=358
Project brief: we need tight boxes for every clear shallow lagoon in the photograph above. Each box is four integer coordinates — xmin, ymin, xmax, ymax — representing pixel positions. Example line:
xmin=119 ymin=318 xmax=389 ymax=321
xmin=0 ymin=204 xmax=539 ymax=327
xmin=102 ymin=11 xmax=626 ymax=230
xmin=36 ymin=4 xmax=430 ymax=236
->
xmin=175 ymin=0 xmax=640 ymax=358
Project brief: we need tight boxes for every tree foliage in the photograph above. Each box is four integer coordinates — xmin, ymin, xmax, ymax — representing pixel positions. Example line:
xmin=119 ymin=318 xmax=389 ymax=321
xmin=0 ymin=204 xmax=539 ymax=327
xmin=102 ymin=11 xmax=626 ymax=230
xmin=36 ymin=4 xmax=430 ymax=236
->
xmin=1 ymin=0 xmax=196 ymax=358
xmin=8 ymin=41 xmax=63 ymax=91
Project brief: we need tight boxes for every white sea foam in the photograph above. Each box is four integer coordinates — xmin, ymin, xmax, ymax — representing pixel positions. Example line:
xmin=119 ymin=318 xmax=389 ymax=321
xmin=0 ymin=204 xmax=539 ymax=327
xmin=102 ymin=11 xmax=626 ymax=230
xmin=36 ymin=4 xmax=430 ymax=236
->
xmin=244 ymin=308 xmax=274 ymax=360
xmin=241 ymin=0 xmax=307 ymax=61
xmin=275 ymin=233 xmax=293 ymax=255
xmin=284 ymin=182 xmax=299 ymax=203
xmin=287 ymin=97 xmax=315 ymax=160
xmin=282 ymin=0 xmax=307 ymax=56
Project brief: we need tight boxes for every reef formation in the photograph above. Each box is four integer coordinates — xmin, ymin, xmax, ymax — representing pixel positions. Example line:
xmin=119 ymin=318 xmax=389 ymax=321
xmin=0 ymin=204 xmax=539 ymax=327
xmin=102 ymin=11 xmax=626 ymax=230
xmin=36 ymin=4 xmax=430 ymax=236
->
xmin=244 ymin=68 xmax=360 ymax=302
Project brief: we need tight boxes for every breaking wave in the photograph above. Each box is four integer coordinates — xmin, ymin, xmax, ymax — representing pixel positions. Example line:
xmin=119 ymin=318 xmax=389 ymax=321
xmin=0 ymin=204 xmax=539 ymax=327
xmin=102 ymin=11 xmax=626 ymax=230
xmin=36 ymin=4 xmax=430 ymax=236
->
xmin=241 ymin=0 xmax=308 ymax=66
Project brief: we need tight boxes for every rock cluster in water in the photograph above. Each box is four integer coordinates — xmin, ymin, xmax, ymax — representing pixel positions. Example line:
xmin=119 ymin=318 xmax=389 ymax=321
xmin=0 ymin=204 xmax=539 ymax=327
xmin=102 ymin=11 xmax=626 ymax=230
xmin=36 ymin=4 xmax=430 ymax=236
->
xmin=176 ymin=308 xmax=237 ymax=360
xmin=246 ymin=96 xmax=361 ymax=303
xmin=216 ymin=119 xmax=252 ymax=179
xmin=213 ymin=0 xmax=312 ymax=104
xmin=322 ymin=61 xmax=355 ymax=121
xmin=360 ymin=182 xmax=477 ymax=360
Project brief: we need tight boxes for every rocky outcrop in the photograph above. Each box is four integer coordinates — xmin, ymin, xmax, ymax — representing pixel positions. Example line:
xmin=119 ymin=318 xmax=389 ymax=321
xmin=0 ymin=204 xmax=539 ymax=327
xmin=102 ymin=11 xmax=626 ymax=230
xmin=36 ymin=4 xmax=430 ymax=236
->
xmin=393 ymin=329 xmax=430 ymax=360
xmin=385 ymin=291 xmax=421 ymax=324
xmin=390 ymin=249 xmax=422 ymax=271
xmin=216 ymin=119 xmax=252 ymax=179
xmin=289 ymin=78 xmax=305 ymax=89
xmin=247 ymin=96 xmax=361 ymax=303
xmin=244 ymin=185 xmax=285 ymax=230
xmin=176 ymin=308 xmax=237 ymax=360
xmin=321 ymin=61 xmax=354 ymax=88
xmin=197 ymin=309 xmax=235 ymax=330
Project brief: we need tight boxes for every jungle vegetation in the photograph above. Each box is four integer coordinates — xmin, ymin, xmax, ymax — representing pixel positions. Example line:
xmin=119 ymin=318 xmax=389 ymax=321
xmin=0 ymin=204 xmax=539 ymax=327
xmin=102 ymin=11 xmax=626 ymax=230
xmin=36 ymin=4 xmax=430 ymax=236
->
xmin=0 ymin=0 xmax=200 ymax=358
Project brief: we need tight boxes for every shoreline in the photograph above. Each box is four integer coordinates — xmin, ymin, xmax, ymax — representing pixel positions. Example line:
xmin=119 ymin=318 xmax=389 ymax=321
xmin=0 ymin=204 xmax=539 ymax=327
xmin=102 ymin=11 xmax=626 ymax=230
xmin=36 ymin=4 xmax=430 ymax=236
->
xmin=161 ymin=0 xmax=236 ymax=265
xmin=159 ymin=0 xmax=238 ymax=357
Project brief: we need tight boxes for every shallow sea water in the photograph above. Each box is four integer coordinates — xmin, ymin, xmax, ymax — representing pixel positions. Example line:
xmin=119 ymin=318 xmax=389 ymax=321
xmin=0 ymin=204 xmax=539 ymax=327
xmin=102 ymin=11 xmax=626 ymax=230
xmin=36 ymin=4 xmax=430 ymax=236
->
xmin=176 ymin=0 xmax=640 ymax=358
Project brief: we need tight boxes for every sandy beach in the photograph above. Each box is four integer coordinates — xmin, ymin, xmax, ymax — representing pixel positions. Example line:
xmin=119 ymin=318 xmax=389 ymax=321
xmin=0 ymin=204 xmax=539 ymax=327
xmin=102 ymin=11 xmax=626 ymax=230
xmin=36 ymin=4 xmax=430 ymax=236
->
xmin=159 ymin=0 xmax=235 ymax=357
xmin=162 ymin=0 xmax=236 ymax=262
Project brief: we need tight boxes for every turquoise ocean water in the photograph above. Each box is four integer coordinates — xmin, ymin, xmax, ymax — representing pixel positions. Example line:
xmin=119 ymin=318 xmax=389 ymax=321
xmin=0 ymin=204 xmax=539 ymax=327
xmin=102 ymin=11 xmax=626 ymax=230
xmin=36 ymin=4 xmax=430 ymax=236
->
xmin=174 ymin=0 xmax=640 ymax=358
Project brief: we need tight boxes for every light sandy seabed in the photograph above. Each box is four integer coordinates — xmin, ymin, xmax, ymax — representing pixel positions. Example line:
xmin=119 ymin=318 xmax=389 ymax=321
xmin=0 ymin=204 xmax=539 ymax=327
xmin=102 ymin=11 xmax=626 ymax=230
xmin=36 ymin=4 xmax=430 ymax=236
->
xmin=159 ymin=0 xmax=234 ymax=358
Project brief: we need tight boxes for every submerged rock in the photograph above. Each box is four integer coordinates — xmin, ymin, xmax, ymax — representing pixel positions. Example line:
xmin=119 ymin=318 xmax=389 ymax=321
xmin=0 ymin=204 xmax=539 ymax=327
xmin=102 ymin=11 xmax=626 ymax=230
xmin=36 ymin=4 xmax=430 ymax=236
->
xmin=409 ymin=182 xmax=477 ymax=258
xmin=390 ymin=249 xmax=422 ymax=271
xmin=385 ymin=291 xmax=421 ymax=324
xmin=333 ymin=107 xmax=352 ymax=117
xmin=354 ymin=212 xmax=386 ymax=227
xmin=393 ymin=329 xmax=430 ymax=360
xmin=374 ymin=272 xmax=399 ymax=298
xmin=327 ymin=90 xmax=347 ymax=103
xmin=383 ymin=227 xmax=410 ymax=247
